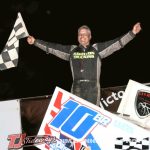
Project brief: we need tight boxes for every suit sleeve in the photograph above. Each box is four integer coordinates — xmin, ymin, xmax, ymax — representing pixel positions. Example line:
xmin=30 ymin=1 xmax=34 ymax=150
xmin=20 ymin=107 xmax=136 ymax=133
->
xmin=97 ymin=31 xmax=135 ymax=59
xmin=34 ymin=39 xmax=75 ymax=61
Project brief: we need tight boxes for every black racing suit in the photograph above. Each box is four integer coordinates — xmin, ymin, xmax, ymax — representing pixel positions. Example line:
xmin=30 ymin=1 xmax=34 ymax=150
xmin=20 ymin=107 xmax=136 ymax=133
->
xmin=34 ymin=31 xmax=135 ymax=105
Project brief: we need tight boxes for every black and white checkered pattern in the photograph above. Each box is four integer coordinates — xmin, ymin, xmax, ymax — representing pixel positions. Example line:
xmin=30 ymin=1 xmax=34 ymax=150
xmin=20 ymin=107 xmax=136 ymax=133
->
xmin=115 ymin=137 xmax=149 ymax=150
xmin=0 ymin=12 xmax=29 ymax=70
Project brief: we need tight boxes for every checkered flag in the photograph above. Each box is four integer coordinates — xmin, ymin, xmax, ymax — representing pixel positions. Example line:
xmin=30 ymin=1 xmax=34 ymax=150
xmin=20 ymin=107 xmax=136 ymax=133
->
xmin=0 ymin=12 xmax=29 ymax=70
xmin=115 ymin=137 xmax=149 ymax=150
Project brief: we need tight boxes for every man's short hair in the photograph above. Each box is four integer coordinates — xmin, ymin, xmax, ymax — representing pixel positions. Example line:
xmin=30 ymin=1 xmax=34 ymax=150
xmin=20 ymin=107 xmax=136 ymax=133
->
xmin=78 ymin=25 xmax=91 ymax=35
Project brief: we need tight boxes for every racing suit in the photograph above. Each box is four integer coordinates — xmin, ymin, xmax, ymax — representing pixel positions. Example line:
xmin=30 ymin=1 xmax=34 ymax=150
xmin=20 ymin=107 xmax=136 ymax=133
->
xmin=34 ymin=31 xmax=135 ymax=105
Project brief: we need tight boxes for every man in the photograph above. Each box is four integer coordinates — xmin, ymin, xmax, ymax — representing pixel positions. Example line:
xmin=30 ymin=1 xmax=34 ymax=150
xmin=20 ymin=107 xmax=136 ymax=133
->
xmin=27 ymin=22 xmax=141 ymax=105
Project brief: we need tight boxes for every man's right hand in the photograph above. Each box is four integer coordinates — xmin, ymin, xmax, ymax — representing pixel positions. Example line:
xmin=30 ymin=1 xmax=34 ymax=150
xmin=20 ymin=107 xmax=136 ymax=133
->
xmin=27 ymin=36 xmax=35 ymax=45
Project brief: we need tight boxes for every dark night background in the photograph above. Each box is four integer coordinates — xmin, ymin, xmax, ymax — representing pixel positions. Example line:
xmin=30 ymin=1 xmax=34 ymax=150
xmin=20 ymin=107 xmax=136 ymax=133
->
xmin=0 ymin=0 xmax=149 ymax=100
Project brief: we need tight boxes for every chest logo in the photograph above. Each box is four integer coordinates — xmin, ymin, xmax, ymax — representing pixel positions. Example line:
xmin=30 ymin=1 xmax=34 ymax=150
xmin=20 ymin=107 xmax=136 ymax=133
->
xmin=73 ymin=52 xmax=95 ymax=59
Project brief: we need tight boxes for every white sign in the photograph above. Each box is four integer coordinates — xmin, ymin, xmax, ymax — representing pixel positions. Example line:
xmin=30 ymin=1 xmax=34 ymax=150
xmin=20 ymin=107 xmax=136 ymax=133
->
xmin=0 ymin=100 xmax=22 ymax=150
xmin=37 ymin=86 xmax=150 ymax=150
xmin=117 ymin=79 xmax=150 ymax=129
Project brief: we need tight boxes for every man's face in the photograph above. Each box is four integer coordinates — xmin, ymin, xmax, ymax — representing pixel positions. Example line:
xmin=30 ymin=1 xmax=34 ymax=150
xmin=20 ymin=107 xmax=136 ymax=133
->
xmin=78 ymin=28 xmax=91 ymax=47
